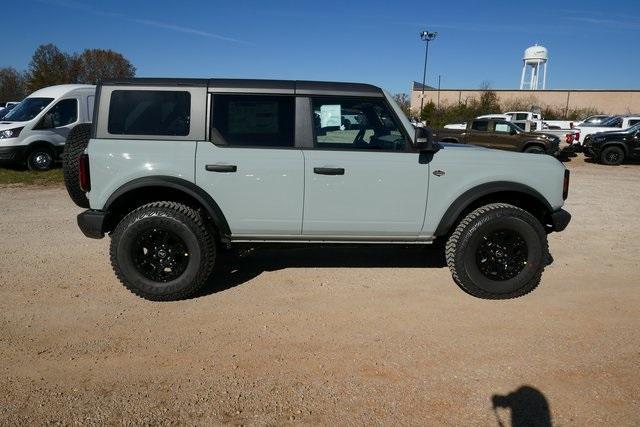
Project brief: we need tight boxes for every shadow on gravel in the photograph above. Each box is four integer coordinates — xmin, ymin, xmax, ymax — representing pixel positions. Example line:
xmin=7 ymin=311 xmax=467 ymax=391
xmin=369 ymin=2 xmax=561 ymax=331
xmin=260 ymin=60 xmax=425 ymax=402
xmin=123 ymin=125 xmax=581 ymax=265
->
xmin=492 ymin=385 xmax=552 ymax=427
xmin=196 ymin=244 xmax=447 ymax=297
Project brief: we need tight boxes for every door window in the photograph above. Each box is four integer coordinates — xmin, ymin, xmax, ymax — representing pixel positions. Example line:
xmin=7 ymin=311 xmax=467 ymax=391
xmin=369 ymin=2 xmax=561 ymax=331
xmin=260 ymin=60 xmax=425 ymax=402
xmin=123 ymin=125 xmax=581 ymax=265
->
xmin=494 ymin=122 xmax=511 ymax=133
xmin=311 ymin=97 xmax=406 ymax=151
xmin=211 ymin=95 xmax=294 ymax=147
xmin=471 ymin=120 xmax=489 ymax=132
xmin=45 ymin=98 xmax=78 ymax=128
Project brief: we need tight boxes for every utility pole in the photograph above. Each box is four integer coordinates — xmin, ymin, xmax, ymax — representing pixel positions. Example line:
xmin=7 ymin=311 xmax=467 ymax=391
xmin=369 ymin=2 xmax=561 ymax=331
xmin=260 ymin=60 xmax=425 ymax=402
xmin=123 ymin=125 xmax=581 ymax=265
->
xmin=419 ymin=30 xmax=438 ymax=119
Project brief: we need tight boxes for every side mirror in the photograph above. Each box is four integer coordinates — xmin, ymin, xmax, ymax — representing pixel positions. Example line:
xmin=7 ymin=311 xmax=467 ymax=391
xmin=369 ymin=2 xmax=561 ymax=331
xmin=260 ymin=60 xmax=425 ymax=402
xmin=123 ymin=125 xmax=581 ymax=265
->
xmin=36 ymin=113 xmax=54 ymax=130
xmin=415 ymin=126 xmax=435 ymax=151
xmin=510 ymin=129 xmax=517 ymax=135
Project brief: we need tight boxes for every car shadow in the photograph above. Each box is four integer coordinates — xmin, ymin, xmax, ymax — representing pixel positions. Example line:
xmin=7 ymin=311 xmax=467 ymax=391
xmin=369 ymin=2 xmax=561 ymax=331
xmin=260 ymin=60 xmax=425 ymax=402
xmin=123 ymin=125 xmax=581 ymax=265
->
xmin=196 ymin=244 xmax=447 ymax=297
xmin=491 ymin=385 xmax=552 ymax=427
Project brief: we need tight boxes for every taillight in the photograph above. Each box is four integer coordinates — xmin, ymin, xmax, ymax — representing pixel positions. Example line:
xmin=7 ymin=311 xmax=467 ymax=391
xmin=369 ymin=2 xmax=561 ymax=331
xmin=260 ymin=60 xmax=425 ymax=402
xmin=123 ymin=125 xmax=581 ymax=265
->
xmin=79 ymin=153 xmax=91 ymax=192
xmin=563 ymin=169 xmax=570 ymax=200
xmin=565 ymin=134 xmax=574 ymax=144
xmin=574 ymin=132 xmax=580 ymax=142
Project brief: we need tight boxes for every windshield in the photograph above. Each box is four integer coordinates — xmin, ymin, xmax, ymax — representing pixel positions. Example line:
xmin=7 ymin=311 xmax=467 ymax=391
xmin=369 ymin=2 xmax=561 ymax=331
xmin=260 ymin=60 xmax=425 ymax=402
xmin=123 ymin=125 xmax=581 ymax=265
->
xmin=598 ymin=116 xmax=622 ymax=127
xmin=625 ymin=122 xmax=640 ymax=133
xmin=3 ymin=97 xmax=54 ymax=122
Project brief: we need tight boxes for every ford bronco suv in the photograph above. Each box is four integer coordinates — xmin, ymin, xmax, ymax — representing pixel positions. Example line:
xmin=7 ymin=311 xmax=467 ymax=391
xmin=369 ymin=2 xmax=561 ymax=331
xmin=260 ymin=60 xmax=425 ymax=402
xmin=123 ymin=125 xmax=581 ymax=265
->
xmin=63 ymin=78 xmax=571 ymax=301
xmin=434 ymin=118 xmax=561 ymax=155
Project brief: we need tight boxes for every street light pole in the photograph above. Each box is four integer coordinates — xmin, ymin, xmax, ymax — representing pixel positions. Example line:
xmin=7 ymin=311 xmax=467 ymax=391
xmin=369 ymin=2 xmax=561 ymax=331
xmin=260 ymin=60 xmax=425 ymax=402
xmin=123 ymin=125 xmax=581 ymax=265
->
xmin=419 ymin=30 xmax=438 ymax=120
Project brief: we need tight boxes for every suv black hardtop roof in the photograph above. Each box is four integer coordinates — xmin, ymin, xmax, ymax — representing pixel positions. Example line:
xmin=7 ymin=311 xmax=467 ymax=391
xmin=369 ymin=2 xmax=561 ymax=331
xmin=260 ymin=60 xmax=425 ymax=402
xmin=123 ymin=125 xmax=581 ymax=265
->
xmin=99 ymin=78 xmax=384 ymax=97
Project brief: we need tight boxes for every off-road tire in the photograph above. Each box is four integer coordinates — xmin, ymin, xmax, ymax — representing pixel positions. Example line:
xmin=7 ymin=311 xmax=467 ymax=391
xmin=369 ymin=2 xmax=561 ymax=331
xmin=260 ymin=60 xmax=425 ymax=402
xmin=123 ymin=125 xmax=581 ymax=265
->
xmin=26 ymin=146 xmax=55 ymax=171
xmin=110 ymin=201 xmax=216 ymax=301
xmin=62 ymin=123 xmax=92 ymax=208
xmin=600 ymin=146 xmax=624 ymax=166
xmin=445 ymin=203 xmax=548 ymax=299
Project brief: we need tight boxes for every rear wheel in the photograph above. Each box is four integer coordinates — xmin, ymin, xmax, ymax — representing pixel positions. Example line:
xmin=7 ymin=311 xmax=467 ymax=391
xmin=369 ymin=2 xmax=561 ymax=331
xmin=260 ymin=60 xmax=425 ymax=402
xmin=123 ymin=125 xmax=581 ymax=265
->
xmin=600 ymin=146 xmax=624 ymax=166
xmin=445 ymin=203 xmax=548 ymax=299
xmin=110 ymin=201 xmax=216 ymax=301
xmin=26 ymin=147 xmax=54 ymax=171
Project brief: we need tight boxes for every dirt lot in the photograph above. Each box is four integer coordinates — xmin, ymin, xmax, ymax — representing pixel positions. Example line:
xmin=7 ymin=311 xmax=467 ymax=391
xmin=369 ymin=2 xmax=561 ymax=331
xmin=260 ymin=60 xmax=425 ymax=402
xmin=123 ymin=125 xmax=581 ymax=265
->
xmin=1 ymin=158 xmax=639 ymax=425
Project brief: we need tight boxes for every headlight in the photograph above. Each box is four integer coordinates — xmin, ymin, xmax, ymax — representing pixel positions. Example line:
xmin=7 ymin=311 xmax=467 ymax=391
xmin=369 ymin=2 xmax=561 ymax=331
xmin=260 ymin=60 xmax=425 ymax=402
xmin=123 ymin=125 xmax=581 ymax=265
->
xmin=0 ymin=127 xmax=23 ymax=139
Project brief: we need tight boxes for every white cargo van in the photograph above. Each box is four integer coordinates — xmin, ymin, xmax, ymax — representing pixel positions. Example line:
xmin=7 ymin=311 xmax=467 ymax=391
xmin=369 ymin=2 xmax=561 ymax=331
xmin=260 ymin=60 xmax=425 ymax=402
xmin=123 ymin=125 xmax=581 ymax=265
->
xmin=0 ymin=84 xmax=95 ymax=170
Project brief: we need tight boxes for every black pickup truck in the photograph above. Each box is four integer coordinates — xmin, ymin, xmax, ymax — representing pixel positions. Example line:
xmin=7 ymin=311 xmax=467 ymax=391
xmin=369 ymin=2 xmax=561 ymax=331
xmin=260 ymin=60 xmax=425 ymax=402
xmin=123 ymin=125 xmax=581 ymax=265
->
xmin=433 ymin=118 xmax=560 ymax=155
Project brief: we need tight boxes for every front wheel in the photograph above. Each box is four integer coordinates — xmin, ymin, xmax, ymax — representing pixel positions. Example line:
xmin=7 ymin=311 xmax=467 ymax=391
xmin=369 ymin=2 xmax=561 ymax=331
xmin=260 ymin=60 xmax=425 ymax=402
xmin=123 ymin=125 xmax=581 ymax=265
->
xmin=110 ymin=201 xmax=216 ymax=301
xmin=600 ymin=146 xmax=624 ymax=166
xmin=524 ymin=145 xmax=545 ymax=154
xmin=26 ymin=147 xmax=55 ymax=171
xmin=445 ymin=203 xmax=548 ymax=299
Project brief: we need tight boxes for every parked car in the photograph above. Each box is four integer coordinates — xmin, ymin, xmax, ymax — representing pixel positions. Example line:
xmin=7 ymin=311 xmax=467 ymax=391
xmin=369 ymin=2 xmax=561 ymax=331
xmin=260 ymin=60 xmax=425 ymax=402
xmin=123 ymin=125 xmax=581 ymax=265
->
xmin=434 ymin=118 xmax=561 ymax=155
xmin=582 ymin=122 xmax=640 ymax=165
xmin=0 ymin=84 xmax=95 ymax=170
xmin=576 ymin=116 xmax=640 ymax=149
xmin=62 ymin=78 xmax=571 ymax=301
xmin=0 ymin=102 xmax=19 ymax=119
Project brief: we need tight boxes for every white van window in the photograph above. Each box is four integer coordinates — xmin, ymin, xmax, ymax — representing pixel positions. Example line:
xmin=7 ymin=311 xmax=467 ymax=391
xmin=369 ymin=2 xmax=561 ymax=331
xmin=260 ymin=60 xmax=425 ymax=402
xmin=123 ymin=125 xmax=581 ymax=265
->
xmin=3 ymin=98 xmax=53 ymax=122
xmin=46 ymin=99 xmax=78 ymax=127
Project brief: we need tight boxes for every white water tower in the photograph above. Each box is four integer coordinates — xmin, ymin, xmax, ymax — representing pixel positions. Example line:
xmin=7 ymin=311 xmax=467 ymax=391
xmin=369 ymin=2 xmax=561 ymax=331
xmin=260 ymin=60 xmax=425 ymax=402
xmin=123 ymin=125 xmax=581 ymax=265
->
xmin=519 ymin=44 xmax=548 ymax=90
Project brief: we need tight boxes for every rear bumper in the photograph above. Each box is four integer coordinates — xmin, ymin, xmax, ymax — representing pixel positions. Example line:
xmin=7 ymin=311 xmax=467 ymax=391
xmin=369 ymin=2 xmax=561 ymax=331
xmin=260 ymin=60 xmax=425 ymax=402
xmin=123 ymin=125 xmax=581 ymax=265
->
xmin=550 ymin=209 xmax=571 ymax=232
xmin=77 ymin=210 xmax=106 ymax=239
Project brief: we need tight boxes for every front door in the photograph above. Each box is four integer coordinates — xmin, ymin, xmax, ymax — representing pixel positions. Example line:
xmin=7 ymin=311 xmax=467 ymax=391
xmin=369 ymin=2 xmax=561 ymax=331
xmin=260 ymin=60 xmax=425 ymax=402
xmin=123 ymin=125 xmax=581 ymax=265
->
xmin=301 ymin=96 xmax=430 ymax=237
xmin=196 ymin=94 xmax=304 ymax=236
xmin=34 ymin=98 xmax=79 ymax=146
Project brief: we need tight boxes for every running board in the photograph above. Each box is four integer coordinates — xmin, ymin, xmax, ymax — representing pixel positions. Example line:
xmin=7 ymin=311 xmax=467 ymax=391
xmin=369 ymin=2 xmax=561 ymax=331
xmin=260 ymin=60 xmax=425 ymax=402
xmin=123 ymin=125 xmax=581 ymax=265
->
xmin=230 ymin=234 xmax=435 ymax=244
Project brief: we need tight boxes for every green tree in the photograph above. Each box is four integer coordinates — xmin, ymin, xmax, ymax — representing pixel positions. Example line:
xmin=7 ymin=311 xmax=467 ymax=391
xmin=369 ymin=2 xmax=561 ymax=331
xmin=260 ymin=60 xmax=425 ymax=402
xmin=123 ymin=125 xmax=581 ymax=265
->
xmin=0 ymin=67 xmax=27 ymax=103
xmin=392 ymin=93 xmax=411 ymax=117
xmin=74 ymin=49 xmax=136 ymax=84
xmin=26 ymin=44 xmax=75 ymax=92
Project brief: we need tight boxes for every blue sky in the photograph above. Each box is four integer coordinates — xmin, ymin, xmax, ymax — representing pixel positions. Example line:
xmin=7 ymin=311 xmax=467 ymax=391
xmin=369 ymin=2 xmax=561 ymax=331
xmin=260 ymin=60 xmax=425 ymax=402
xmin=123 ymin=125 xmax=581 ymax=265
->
xmin=3 ymin=0 xmax=639 ymax=94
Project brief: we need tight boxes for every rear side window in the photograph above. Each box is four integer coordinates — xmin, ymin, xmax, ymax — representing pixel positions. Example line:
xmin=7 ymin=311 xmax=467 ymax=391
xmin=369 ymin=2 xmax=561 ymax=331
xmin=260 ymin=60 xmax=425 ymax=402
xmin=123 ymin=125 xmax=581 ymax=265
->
xmin=211 ymin=95 xmax=294 ymax=147
xmin=108 ymin=90 xmax=191 ymax=136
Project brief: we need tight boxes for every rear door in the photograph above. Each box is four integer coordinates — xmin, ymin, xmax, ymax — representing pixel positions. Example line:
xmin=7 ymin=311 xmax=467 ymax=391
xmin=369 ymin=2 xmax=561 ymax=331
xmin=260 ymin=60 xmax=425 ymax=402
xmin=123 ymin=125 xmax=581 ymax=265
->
xmin=466 ymin=119 xmax=493 ymax=147
xmin=300 ymin=96 xmax=429 ymax=238
xmin=195 ymin=93 xmax=304 ymax=236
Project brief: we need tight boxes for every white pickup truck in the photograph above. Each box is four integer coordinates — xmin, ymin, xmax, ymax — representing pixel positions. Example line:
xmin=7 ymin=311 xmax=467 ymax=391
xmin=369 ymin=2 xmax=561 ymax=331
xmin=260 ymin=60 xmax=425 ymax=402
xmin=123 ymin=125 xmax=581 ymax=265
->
xmin=574 ymin=115 xmax=640 ymax=144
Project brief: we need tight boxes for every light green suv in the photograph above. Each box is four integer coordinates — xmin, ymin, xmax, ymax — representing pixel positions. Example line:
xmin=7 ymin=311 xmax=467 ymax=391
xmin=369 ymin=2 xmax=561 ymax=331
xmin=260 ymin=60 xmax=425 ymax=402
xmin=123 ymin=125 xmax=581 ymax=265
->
xmin=63 ymin=78 xmax=571 ymax=301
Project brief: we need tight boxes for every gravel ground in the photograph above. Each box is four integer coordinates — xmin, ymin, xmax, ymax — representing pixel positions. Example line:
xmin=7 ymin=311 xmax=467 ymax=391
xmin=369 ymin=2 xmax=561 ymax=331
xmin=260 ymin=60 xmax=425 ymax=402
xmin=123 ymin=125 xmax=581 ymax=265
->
xmin=1 ymin=158 xmax=639 ymax=425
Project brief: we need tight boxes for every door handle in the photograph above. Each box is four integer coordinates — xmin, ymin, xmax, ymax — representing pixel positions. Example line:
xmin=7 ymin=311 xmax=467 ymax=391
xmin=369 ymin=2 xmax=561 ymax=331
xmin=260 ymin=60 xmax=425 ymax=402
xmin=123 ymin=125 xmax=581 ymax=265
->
xmin=314 ymin=167 xmax=345 ymax=175
xmin=205 ymin=164 xmax=237 ymax=173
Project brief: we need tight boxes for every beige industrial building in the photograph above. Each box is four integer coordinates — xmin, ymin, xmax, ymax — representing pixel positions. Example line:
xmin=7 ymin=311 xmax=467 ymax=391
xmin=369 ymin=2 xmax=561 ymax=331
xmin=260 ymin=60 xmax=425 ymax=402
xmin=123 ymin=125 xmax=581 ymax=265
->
xmin=410 ymin=82 xmax=640 ymax=116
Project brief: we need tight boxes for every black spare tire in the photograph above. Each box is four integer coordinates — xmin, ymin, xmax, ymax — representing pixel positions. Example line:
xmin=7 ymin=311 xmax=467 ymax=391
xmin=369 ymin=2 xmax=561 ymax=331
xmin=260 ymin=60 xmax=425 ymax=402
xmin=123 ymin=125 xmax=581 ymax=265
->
xmin=62 ymin=123 xmax=92 ymax=208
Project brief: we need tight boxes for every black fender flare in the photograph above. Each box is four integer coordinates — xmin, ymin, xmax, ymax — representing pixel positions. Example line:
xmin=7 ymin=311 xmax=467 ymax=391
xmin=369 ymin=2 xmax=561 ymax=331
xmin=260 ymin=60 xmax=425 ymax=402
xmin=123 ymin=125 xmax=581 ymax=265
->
xmin=104 ymin=176 xmax=231 ymax=240
xmin=522 ymin=141 xmax=546 ymax=151
xmin=434 ymin=181 xmax=553 ymax=236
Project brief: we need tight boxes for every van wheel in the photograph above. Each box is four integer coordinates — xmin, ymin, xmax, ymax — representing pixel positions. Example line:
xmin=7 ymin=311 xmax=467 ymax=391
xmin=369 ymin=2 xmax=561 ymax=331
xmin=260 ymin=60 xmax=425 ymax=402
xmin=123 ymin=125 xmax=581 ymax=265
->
xmin=110 ymin=201 xmax=216 ymax=301
xmin=524 ymin=145 xmax=545 ymax=154
xmin=445 ymin=203 xmax=548 ymax=299
xmin=62 ymin=123 xmax=92 ymax=208
xmin=600 ymin=146 xmax=624 ymax=165
xmin=26 ymin=147 xmax=54 ymax=171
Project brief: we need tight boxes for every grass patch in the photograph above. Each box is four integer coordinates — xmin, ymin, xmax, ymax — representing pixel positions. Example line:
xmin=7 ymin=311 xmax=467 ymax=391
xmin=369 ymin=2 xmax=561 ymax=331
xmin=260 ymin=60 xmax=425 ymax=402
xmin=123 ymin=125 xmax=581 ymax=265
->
xmin=0 ymin=167 xmax=64 ymax=186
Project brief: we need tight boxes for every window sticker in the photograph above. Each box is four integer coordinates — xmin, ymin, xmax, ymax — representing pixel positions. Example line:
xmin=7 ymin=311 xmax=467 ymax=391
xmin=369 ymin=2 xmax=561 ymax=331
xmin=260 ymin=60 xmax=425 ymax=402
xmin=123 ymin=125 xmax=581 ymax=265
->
xmin=320 ymin=104 xmax=342 ymax=128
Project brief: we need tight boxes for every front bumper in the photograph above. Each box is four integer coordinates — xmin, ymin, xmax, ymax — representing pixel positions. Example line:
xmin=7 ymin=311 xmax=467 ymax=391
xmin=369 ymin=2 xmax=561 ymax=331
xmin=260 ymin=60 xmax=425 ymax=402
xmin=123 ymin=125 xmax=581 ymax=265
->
xmin=550 ymin=209 xmax=571 ymax=232
xmin=77 ymin=210 xmax=106 ymax=239
xmin=0 ymin=145 xmax=28 ymax=163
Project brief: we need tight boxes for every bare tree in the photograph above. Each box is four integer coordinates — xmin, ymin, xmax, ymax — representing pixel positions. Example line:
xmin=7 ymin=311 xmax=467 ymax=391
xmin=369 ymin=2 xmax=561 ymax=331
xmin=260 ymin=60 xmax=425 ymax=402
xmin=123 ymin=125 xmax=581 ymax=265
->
xmin=392 ymin=93 xmax=411 ymax=117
